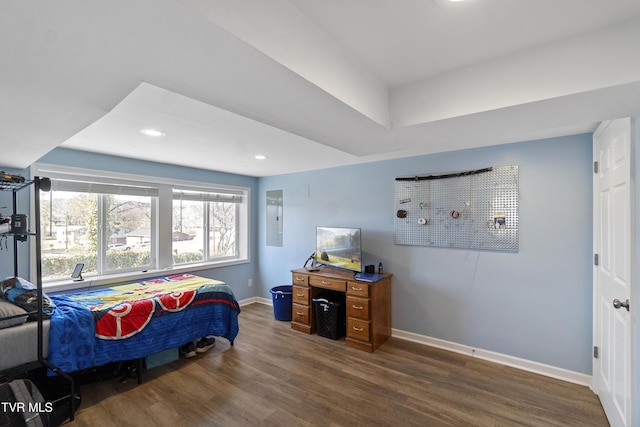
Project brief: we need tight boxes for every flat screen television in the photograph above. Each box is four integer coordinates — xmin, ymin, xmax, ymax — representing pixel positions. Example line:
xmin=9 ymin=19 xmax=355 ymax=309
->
xmin=315 ymin=226 xmax=362 ymax=273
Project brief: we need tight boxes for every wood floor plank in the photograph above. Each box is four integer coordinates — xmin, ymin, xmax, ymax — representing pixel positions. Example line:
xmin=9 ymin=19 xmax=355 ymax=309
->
xmin=67 ymin=303 xmax=608 ymax=426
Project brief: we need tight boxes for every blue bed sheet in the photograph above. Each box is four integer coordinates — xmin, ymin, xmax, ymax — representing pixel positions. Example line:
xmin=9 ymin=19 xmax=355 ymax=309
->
xmin=48 ymin=274 xmax=240 ymax=373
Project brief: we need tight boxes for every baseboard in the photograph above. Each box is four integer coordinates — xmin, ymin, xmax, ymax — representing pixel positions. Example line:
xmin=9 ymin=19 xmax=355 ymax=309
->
xmin=238 ymin=296 xmax=265 ymax=307
xmin=392 ymin=328 xmax=592 ymax=387
xmin=254 ymin=297 xmax=273 ymax=306
xmin=244 ymin=300 xmax=592 ymax=387
xmin=240 ymin=297 xmax=273 ymax=307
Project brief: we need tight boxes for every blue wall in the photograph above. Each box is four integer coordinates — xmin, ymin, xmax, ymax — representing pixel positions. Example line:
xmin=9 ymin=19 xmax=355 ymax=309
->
xmin=257 ymin=134 xmax=594 ymax=374
xmin=2 ymin=135 xmax=600 ymax=375
xmin=19 ymin=148 xmax=260 ymax=302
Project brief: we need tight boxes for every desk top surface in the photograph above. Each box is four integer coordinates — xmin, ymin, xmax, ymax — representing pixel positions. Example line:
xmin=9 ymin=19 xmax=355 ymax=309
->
xmin=291 ymin=267 xmax=392 ymax=282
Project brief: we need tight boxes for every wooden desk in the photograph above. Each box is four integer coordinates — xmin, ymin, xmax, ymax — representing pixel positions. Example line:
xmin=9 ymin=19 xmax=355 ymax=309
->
xmin=290 ymin=267 xmax=392 ymax=352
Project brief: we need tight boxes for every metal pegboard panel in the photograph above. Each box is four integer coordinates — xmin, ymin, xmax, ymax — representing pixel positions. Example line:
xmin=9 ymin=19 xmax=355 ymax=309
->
xmin=394 ymin=165 xmax=519 ymax=252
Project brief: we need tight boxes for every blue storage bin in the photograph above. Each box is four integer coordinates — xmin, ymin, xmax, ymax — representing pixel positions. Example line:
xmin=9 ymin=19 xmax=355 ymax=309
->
xmin=270 ymin=285 xmax=292 ymax=321
xmin=145 ymin=347 xmax=179 ymax=369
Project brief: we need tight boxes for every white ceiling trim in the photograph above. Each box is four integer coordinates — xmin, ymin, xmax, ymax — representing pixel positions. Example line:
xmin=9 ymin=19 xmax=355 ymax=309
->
xmin=178 ymin=0 xmax=391 ymax=128
xmin=61 ymin=82 xmax=363 ymax=177
xmin=391 ymin=17 xmax=640 ymax=127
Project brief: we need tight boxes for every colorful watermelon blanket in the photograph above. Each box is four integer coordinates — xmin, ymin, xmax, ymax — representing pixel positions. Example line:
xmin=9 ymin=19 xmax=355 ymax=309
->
xmin=48 ymin=274 xmax=240 ymax=373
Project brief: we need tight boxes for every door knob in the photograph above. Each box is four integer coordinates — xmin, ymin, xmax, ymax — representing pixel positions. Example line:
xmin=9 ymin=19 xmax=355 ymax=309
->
xmin=612 ymin=298 xmax=630 ymax=311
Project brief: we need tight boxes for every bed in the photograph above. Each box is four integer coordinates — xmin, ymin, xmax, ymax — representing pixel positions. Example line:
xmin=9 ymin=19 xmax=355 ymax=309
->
xmin=46 ymin=273 xmax=240 ymax=373
xmin=0 ymin=320 xmax=49 ymax=372
xmin=0 ymin=284 xmax=50 ymax=373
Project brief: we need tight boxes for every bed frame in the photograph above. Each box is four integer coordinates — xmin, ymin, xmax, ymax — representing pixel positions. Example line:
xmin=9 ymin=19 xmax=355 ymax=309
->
xmin=0 ymin=320 xmax=49 ymax=373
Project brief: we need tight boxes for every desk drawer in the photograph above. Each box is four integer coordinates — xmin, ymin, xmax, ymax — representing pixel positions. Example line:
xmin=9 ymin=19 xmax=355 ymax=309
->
xmin=309 ymin=276 xmax=346 ymax=292
xmin=292 ymin=303 xmax=310 ymax=325
xmin=347 ymin=281 xmax=370 ymax=298
xmin=292 ymin=285 xmax=310 ymax=305
xmin=292 ymin=273 xmax=309 ymax=287
xmin=346 ymin=296 xmax=370 ymax=320
xmin=347 ymin=318 xmax=370 ymax=342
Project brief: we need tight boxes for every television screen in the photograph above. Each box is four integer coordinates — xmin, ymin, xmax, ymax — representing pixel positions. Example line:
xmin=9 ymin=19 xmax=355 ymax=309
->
xmin=315 ymin=226 xmax=362 ymax=273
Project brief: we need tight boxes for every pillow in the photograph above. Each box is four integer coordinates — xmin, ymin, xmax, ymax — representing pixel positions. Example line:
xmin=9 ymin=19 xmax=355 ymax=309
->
xmin=0 ymin=299 xmax=28 ymax=329
xmin=1 ymin=276 xmax=56 ymax=320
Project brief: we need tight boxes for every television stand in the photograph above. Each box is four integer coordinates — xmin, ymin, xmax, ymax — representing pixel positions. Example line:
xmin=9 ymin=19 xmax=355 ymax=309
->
xmin=290 ymin=267 xmax=392 ymax=352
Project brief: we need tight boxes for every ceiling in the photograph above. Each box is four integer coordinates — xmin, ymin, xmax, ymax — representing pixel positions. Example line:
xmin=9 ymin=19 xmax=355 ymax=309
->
xmin=2 ymin=0 xmax=640 ymax=177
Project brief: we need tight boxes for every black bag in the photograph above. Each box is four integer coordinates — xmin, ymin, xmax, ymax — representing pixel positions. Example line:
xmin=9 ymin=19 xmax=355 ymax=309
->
xmin=10 ymin=290 xmax=54 ymax=321
xmin=0 ymin=379 xmax=50 ymax=427
xmin=1 ymin=277 xmax=55 ymax=321
xmin=31 ymin=374 xmax=81 ymax=427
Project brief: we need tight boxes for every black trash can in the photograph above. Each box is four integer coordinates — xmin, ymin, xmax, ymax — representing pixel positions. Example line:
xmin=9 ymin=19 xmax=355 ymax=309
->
xmin=313 ymin=294 xmax=346 ymax=340
xmin=270 ymin=285 xmax=292 ymax=321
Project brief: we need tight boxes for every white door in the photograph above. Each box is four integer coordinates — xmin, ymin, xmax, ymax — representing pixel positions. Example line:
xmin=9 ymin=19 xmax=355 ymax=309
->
xmin=593 ymin=118 xmax=633 ymax=427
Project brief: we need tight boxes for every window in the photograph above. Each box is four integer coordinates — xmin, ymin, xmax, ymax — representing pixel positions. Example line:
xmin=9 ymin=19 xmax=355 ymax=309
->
xmin=172 ymin=188 xmax=242 ymax=264
xmin=105 ymin=193 xmax=153 ymax=272
xmin=33 ymin=165 xmax=249 ymax=284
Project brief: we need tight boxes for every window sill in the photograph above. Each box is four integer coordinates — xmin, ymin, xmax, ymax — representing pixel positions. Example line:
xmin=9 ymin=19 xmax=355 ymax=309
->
xmin=44 ymin=258 xmax=249 ymax=294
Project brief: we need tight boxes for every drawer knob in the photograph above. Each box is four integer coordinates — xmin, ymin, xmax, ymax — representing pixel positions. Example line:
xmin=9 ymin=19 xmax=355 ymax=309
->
xmin=352 ymin=326 xmax=364 ymax=332
xmin=322 ymin=280 xmax=331 ymax=285
xmin=351 ymin=286 xmax=362 ymax=291
xmin=352 ymin=305 xmax=363 ymax=310
xmin=296 ymin=311 xmax=304 ymax=316
xmin=296 ymin=293 xmax=305 ymax=297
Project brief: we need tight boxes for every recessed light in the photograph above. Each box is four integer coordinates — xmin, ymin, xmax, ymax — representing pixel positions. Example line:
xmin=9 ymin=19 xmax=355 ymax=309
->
xmin=433 ymin=0 xmax=467 ymax=7
xmin=254 ymin=155 xmax=268 ymax=160
xmin=140 ymin=129 xmax=166 ymax=137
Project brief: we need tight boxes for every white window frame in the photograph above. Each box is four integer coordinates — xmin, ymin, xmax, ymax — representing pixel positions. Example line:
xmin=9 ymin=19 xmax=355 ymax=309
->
xmin=171 ymin=186 xmax=244 ymax=263
xmin=31 ymin=164 xmax=250 ymax=292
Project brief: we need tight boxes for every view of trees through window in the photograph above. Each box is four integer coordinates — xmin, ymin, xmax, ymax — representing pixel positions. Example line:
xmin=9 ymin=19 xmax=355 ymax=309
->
xmin=210 ymin=202 xmax=237 ymax=258
xmin=39 ymin=187 xmax=239 ymax=282
xmin=39 ymin=191 xmax=153 ymax=281
xmin=171 ymin=196 xmax=237 ymax=264
xmin=40 ymin=190 xmax=98 ymax=280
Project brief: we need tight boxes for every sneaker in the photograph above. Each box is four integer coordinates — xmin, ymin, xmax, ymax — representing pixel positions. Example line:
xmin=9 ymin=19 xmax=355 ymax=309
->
xmin=180 ymin=341 xmax=196 ymax=358
xmin=195 ymin=336 xmax=216 ymax=353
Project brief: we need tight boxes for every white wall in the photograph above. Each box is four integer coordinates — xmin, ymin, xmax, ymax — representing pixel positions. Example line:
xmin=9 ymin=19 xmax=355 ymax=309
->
xmin=633 ymin=116 xmax=639 ymax=426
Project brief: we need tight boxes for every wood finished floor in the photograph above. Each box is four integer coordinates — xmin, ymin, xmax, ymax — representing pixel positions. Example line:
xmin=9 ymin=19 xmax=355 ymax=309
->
xmin=67 ymin=303 xmax=608 ymax=427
